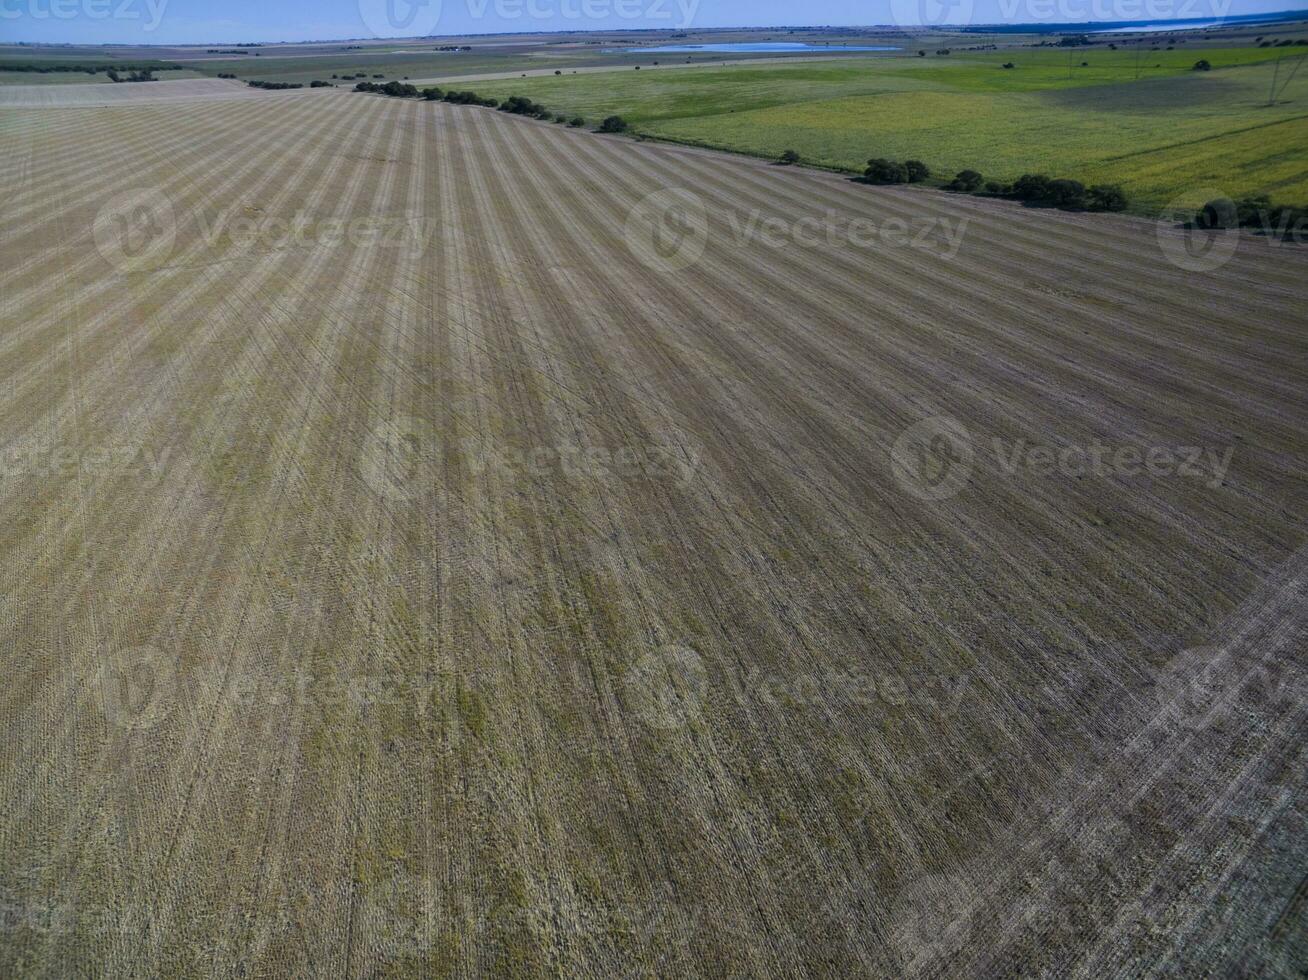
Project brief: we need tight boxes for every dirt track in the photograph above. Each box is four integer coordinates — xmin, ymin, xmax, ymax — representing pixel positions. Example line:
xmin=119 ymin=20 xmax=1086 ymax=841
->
xmin=1 ymin=89 xmax=1304 ymax=977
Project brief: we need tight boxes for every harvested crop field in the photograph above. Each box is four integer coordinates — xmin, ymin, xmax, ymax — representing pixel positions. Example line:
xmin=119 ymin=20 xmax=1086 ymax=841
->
xmin=1 ymin=88 xmax=1305 ymax=977
xmin=0 ymin=78 xmax=271 ymax=108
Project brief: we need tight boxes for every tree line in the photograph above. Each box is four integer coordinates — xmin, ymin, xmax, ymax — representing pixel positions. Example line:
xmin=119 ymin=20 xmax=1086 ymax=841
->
xmin=851 ymin=155 xmax=1128 ymax=212
xmin=1 ymin=62 xmax=182 ymax=75
xmin=352 ymin=80 xmax=630 ymax=133
xmin=1195 ymin=196 xmax=1306 ymax=241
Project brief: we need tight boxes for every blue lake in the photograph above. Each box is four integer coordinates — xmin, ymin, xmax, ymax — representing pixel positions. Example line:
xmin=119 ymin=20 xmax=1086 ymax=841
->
xmin=620 ymin=42 xmax=900 ymax=53
xmin=1093 ymin=19 xmax=1229 ymax=32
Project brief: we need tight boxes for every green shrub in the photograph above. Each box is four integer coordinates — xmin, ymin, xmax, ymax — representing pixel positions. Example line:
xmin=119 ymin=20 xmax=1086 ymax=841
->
xmin=1045 ymin=178 xmax=1087 ymax=208
xmin=864 ymin=158 xmax=908 ymax=183
xmin=1086 ymin=184 xmax=1128 ymax=211
xmin=444 ymin=89 xmax=493 ymax=105
xmin=1264 ymin=205 xmax=1307 ymax=240
xmin=904 ymin=160 xmax=930 ymax=183
xmin=1197 ymin=197 xmax=1237 ymax=228
xmin=779 ymin=149 xmax=801 ymax=165
xmin=1234 ymin=196 xmax=1271 ymax=226
xmin=500 ymin=94 xmax=547 ymax=116
xmin=1011 ymin=173 xmax=1052 ymax=201
xmin=947 ymin=169 xmax=984 ymax=192
xmin=598 ymin=115 xmax=630 ymax=133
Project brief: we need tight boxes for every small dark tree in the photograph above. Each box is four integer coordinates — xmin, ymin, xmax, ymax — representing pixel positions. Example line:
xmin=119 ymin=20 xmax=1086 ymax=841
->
xmin=779 ymin=149 xmax=801 ymax=165
xmin=1193 ymin=59 xmax=1212 ymax=71
xmin=947 ymin=169 xmax=984 ymax=192
xmin=598 ymin=115 xmax=630 ymax=133
xmin=1045 ymin=178 xmax=1087 ymax=208
xmin=1086 ymin=184 xmax=1127 ymax=212
xmin=569 ymin=116 xmax=585 ymax=127
xmin=1011 ymin=173 xmax=1052 ymax=201
xmin=864 ymin=158 xmax=908 ymax=183
xmin=1197 ymin=197 xmax=1238 ymax=228
xmin=904 ymin=160 xmax=930 ymax=182
xmin=1234 ymin=196 xmax=1272 ymax=226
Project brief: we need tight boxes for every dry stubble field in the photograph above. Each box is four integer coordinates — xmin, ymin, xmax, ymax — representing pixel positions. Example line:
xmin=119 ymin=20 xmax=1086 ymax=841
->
xmin=1 ymin=81 xmax=1306 ymax=977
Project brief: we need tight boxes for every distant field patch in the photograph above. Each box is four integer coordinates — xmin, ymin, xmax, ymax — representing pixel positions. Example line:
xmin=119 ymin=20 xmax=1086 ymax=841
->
xmin=470 ymin=48 xmax=1308 ymax=210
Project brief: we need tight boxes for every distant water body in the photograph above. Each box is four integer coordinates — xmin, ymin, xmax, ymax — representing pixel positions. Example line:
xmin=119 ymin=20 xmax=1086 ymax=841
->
xmin=619 ymin=42 xmax=901 ymax=53
xmin=1092 ymin=19 xmax=1230 ymax=32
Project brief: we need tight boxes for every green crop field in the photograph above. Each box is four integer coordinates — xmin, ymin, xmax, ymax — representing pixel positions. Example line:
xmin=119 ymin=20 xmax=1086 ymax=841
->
xmin=469 ymin=47 xmax=1308 ymax=211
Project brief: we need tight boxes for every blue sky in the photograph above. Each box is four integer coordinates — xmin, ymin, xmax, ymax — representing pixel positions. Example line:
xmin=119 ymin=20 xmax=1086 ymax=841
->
xmin=0 ymin=0 xmax=1296 ymax=45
